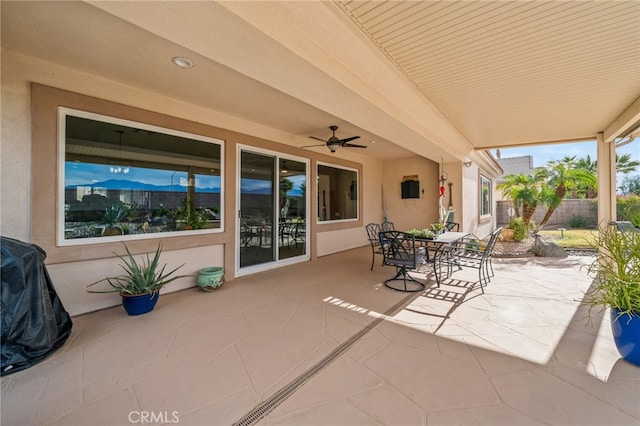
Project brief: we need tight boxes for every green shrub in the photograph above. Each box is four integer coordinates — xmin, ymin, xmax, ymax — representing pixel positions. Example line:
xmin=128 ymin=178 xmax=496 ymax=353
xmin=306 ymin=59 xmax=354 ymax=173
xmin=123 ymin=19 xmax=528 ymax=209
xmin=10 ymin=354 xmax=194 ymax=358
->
xmin=617 ymin=195 xmax=640 ymax=228
xmin=509 ymin=217 xmax=527 ymax=241
xmin=569 ymin=215 xmax=590 ymax=229
xmin=528 ymin=220 xmax=536 ymax=232
xmin=584 ymin=223 xmax=640 ymax=318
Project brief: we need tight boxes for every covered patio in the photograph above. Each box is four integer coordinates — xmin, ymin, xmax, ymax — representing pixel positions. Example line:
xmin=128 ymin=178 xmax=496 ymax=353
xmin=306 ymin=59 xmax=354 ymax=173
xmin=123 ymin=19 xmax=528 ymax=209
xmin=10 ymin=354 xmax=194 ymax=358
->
xmin=2 ymin=248 xmax=638 ymax=425
xmin=2 ymin=0 xmax=639 ymax=313
xmin=1 ymin=2 xmax=639 ymax=424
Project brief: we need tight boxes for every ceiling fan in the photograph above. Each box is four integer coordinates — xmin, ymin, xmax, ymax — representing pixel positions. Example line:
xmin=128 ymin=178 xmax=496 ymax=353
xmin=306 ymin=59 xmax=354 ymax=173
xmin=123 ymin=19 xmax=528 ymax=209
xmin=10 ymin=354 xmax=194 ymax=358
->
xmin=302 ymin=125 xmax=367 ymax=153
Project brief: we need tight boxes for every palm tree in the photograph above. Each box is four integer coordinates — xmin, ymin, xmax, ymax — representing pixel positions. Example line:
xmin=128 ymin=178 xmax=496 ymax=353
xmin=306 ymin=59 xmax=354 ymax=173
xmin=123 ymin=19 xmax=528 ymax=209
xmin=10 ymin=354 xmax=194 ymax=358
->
xmin=575 ymin=153 xmax=638 ymax=198
xmin=615 ymin=153 xmax=640 ymax=175
xmin=575 ymin=155 xmax=597 ymax=198
xmin=536 ymin=158 xmax=597 ymax=231
xmin=497 ymin=171 xmax=546 ymax=230
xmin=279 ymin=178 xmax=294 ymax=216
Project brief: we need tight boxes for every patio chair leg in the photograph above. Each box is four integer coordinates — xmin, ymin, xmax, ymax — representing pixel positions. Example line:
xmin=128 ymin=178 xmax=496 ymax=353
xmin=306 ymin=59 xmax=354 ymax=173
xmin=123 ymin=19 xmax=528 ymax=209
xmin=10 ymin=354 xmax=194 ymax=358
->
xmin=434 ymin=262 xmax=441 ymax=287
xmin=384 ymin=267 xmax=425 ymax=292
xmin=477 ymin=269 xmax=485 ymax=294
xmin=484 ymin=262 xmax=492 ymax=284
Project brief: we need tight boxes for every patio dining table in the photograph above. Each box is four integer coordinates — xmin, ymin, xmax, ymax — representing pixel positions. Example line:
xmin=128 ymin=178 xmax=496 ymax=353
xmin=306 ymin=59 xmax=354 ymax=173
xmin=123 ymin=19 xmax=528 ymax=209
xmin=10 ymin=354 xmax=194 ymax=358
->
xmin=431 ymin=231 xmax=469 ymax=244
xmin=412 ymin=231 xmax=470 ymax=286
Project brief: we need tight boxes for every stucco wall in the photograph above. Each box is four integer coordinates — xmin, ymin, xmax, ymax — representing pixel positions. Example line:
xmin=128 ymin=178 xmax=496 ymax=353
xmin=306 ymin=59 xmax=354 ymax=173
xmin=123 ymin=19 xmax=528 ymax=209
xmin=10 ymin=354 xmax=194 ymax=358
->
xmin=1 ymin=49 xmax=382 ymax=315
xmin=461 ymin=162 xmax=497 ymax=238
xmin=382 ymin=157 xmax=440 ymax=231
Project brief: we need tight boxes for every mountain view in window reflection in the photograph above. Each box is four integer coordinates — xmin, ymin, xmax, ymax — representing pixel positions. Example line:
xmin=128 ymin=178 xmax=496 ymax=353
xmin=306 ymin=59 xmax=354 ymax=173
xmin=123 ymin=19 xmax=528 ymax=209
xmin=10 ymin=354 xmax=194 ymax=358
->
xmin=63 ymin=113 xmax=222 ymax=240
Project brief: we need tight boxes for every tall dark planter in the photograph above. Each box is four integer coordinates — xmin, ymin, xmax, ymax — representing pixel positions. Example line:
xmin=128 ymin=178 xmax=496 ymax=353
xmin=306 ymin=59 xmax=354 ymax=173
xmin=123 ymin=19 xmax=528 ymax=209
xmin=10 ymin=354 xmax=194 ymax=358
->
xmin=121 ymin=292 xmax=159 ymax=316
xmin=610 ymin=308 xmax=640 ymax=367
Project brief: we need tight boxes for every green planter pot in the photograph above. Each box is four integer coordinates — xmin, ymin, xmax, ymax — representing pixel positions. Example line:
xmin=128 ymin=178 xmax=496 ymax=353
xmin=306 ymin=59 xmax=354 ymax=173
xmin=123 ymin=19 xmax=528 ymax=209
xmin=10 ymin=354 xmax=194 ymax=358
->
xmin=197 ymin=267 xmax=224 ymax=292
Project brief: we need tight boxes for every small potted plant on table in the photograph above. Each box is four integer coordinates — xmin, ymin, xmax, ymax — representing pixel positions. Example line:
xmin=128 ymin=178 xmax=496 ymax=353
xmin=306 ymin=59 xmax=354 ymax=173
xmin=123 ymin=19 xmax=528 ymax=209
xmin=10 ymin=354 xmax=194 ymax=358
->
xmin=430 ymin=222 xmax=445 ymax=235
xmin=584 ymin=223 xmax=640 ymax=366
xmin=87 ymin=242 xmax=190 ymax=315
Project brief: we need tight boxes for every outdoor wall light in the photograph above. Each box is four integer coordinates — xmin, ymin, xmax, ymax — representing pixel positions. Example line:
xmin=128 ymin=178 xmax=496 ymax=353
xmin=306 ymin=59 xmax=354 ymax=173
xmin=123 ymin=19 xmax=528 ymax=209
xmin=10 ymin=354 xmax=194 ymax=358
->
xmin=464 ymin=160 xmax=472 ymax=168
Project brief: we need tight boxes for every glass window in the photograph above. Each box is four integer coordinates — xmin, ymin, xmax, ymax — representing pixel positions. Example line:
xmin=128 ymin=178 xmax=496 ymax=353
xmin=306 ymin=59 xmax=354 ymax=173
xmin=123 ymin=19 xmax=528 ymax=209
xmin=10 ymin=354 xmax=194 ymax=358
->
xmin=480 ymin=174 xmax=492 ymax=217
xmin=60 ymin=108 xmax=223 ymax=244
xmin=317 ymin=163 xmax=358 ymax=222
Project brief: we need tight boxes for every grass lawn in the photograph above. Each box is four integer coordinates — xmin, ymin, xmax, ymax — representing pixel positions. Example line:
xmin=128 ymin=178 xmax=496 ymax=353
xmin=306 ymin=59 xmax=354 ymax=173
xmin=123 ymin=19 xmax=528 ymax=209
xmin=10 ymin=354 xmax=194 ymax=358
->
xmin=538 ymin=228 xmax=598 ymax=249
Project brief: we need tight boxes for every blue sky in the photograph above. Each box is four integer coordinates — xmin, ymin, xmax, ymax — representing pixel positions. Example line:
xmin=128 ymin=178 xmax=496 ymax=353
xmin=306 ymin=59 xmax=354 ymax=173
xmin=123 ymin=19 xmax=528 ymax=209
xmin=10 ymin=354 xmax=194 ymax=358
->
xmin=67 ymin=162 xmax=306 ymax=195
xmin=493 ymin=137 xmax=639 ymax=177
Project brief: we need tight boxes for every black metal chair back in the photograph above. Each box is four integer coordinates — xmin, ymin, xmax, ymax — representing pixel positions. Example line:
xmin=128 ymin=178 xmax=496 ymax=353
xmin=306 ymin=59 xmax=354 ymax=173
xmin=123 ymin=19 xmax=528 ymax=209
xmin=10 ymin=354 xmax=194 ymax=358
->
xmin=379 ymin=230 xmax=425 ymax=292
xmin=445 ymin=222 xmax=460 ymax=232
xmin=365 ymin=223 xmax=383 ymax=270
xmin=381 ymin=221 xmax=395 ymax=232
xmin=449 ymin=226 xmax=502 ymax=292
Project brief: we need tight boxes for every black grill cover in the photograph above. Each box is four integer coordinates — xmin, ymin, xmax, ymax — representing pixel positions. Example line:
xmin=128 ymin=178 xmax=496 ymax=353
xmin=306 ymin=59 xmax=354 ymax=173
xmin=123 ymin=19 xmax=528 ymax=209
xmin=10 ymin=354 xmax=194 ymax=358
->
xmin=1 ymin=237 xmax=72 ymax=375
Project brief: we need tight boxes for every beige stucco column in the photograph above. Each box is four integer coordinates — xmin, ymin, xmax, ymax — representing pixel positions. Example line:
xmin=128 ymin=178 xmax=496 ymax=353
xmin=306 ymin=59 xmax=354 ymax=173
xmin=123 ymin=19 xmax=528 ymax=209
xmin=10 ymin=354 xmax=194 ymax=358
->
xmin=596 ymin=132 xmax=616 ymax=226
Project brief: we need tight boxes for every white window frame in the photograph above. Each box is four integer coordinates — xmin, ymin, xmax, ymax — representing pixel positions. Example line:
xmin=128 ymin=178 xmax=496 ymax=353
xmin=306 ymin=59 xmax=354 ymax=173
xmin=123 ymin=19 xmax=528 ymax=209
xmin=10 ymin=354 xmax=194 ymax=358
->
xmin=480 ymin=174 xmax=492 ymax=219
xmin=316 ymin=161 xmax=359 ymax=224
xmin=57 ymin=107 xmax=224 ymax=246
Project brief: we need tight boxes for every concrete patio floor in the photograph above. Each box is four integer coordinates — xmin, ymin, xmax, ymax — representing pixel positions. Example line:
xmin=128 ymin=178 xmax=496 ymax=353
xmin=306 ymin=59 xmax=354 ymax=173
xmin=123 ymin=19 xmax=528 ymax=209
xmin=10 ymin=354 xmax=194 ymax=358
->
xmin=2 ymin=246 xmax=639 ymax=426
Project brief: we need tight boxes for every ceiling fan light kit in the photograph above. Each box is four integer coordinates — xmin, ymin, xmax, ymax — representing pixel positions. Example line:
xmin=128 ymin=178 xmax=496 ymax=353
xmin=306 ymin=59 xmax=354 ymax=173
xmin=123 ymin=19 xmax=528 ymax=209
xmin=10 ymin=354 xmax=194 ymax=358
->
xmin=303 ymin=125 xmax=367 ymax=153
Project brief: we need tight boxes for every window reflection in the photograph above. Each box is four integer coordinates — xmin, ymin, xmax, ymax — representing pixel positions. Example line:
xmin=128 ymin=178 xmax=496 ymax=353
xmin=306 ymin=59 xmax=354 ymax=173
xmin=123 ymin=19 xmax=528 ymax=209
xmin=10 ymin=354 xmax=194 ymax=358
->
xmin=480 ymin=175 xmax=492 ymax=217
xmin=317 ymin=164 xmax=358 ymax=221
xmin=62 ymin=111 xmax=223 ymax=241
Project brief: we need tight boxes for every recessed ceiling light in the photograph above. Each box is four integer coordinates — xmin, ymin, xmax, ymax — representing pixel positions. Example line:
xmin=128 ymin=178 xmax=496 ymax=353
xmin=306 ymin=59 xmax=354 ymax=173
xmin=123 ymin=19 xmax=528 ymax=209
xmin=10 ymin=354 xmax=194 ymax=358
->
xmin=370 ymin=140 xmax=377 ymax=144
xmin=172 ymin=57 xmax=193 ymax=69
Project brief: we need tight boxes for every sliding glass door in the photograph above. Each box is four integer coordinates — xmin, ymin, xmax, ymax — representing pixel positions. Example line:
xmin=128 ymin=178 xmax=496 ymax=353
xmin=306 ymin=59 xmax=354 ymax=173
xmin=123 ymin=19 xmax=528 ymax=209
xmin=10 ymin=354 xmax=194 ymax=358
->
xmin=278 ymin=158 xmax=307 ymax=260
xmin=238 ymin=148 xmax=308 ymax=272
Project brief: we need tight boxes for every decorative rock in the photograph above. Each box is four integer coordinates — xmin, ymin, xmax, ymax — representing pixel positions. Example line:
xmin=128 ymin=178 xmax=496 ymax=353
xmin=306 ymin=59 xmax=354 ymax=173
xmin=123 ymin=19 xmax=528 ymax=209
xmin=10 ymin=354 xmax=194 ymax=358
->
xmin=528 ymin=241 xmax=568 ymax=258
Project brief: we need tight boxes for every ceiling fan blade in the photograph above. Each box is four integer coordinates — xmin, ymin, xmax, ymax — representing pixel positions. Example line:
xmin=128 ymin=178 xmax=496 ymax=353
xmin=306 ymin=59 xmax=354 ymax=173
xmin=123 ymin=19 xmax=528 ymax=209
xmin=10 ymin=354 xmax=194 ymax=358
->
xmin=343 ymin=143 xmax=367 ymax=148
xmin=338 ymin=136 xmax=360 ymax=143
xmin=300 ymin=143 xmax=327 ymax=148
xmin=309 ymin=136 xmax=328 ymax=142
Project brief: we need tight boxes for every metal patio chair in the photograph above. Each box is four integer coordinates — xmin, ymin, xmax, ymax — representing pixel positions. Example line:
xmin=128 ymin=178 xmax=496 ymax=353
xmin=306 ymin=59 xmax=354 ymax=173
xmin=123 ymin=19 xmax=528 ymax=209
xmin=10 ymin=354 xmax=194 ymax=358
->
xmin=381 ymin=221 xmax=395 ymax=232
xmin=379 ymin=230 xmax=426 ymax=292
xmin=365 ymin=223 xmax=384 ymax=270
xmin=445 ymin=221 xmax=460 ymax=232
xmin=446 ymin=226 xmax=503 ymax=292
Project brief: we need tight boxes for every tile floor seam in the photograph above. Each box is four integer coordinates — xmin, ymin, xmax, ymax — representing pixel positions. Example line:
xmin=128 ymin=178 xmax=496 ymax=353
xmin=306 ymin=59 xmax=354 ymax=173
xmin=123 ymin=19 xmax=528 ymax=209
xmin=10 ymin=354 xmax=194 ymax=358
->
xmin=486 ymin=375 xmax=554 ymax=426
xmin=267 ymin=396 xmax=386 ymax=426
xmin=358 ymin=356 xmax=429 ymax=421
xmin=232 ymin=293 xmax=416 ymax=426
xmin=164 ymin=322 xmax=182 ymax=360
xmin=266 ymin=372 xmax=387 ymax=422
xmin=179 ymin=385 xmax=256 ymax=420
xmin=232 ymin=342 xmax=261 ymax=401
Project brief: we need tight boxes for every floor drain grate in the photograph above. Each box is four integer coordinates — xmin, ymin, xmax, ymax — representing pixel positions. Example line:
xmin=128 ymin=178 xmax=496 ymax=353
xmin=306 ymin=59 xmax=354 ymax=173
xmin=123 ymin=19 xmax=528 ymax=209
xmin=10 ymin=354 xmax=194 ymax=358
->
xmin=233 ymin=294 xmax=415 ymax=426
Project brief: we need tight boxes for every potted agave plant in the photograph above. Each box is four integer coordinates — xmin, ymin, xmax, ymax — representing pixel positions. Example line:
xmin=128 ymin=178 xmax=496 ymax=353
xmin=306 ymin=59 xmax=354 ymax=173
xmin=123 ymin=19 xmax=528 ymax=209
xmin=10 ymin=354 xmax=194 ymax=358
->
xmin=584 ymin=223 xmax=640 ymax=366
xmin=101 ymin=205 xmax=127 ymax=236
xmin=87 ymin=242 xmax=190 ymax=315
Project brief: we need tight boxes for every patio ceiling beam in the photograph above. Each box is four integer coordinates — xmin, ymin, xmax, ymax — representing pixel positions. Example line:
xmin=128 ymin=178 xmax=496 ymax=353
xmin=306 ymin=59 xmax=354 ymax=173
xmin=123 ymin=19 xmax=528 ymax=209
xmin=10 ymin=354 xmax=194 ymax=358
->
xmin=603 ymin=96 xmax=640 ymax=143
